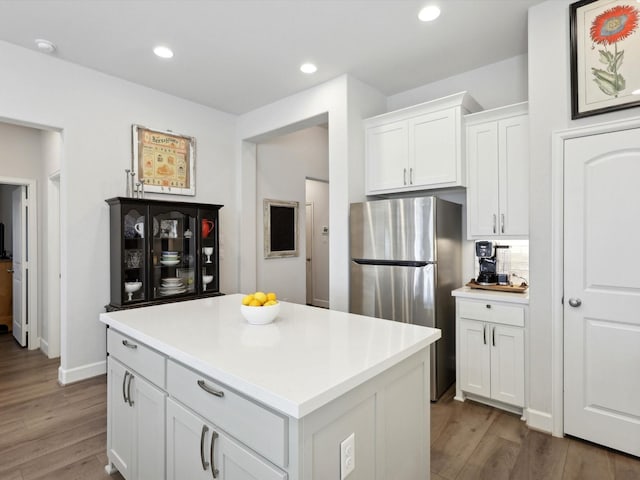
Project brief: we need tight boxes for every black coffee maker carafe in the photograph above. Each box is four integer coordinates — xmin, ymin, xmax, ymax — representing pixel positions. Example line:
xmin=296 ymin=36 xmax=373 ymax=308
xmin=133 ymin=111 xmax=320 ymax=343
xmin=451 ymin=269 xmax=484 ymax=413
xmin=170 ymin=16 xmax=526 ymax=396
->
xmin=475 ymin=240 xmax=497 ymax=285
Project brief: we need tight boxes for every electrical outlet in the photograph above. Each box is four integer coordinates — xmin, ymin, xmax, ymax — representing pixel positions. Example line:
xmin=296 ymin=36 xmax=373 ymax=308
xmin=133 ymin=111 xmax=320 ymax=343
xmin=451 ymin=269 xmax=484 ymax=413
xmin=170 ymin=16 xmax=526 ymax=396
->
xmin=340 ymin=433 xmax=355 ymax=479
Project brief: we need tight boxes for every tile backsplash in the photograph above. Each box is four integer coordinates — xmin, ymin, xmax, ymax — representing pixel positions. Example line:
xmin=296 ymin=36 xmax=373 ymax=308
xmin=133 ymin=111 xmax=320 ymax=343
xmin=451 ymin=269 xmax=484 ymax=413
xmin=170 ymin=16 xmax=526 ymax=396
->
xmin=472 ymin=239 xmax=529 ymax=285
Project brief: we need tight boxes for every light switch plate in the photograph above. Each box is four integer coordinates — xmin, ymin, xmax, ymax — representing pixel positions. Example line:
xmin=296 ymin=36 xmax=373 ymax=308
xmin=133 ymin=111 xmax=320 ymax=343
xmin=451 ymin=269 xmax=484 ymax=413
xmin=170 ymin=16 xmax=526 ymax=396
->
xmin=340 ymin=432 xmax=355 ymax=479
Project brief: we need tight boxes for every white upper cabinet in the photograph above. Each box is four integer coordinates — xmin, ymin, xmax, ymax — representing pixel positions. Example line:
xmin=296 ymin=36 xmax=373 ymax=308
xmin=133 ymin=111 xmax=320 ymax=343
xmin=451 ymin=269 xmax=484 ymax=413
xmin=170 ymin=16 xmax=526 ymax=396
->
xmin=466 ymin=102 xmax=529 ymax=238
xmin=365 ymin=92 xmax=481 ymax=194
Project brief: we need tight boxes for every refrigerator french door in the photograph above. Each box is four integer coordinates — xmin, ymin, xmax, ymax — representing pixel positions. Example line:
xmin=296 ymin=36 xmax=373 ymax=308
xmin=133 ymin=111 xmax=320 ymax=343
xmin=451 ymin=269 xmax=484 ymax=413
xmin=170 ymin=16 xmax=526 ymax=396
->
xmin=349 ymin=197 xmax=461 ymax=400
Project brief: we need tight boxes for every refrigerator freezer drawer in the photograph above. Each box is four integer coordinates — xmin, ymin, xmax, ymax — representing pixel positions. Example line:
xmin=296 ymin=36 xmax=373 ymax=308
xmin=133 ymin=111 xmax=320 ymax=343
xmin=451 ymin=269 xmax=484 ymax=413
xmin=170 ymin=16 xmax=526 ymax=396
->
xmin=349 ymin=262 xmax=435 ymax=327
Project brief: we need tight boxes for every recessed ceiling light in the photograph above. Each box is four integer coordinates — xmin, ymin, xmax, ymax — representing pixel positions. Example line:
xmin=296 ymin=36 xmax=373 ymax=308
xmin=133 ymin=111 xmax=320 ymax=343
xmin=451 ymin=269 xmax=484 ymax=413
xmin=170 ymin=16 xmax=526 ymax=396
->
xmin=300 ymin=63 xmax=317 ymax=74
xmin=34 ymin=38 xmax=56 ymax=54
xmin=418 ymin=5 xmax=441 ymax=22
xmin=153 ymin=46 xmax=174 ymax=59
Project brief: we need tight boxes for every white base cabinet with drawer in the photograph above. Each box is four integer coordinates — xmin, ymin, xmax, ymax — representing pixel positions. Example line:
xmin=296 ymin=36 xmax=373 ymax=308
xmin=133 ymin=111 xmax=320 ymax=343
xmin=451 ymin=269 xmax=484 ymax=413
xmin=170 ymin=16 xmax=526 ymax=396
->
xmin=106 ymin=356 xmax=166 ymax=480
xmin=455 ymin=297 xmax=526 ymax=413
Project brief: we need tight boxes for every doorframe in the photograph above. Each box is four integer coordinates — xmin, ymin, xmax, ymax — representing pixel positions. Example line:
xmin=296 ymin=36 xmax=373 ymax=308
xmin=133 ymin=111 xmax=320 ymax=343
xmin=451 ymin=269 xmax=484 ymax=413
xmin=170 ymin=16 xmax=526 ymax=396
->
xmin=550 ymin=115 xmax=640 ymax=437
xmin=45 ymin=171 xmax=61 ymax=358
xmin=0 ymin=176 xmax=39 ymax=350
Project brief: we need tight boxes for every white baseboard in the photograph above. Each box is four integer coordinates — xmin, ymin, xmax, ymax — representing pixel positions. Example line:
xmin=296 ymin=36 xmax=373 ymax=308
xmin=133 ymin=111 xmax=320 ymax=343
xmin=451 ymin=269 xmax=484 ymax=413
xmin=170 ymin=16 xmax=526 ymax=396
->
xmin=314 ymin=299 xmax=330 ymax=309
xmin=58 ymin=360 xmax=106 ymax=385
xmin=526 ymin=408 xmax=553 ymax=434
xmin=40 ymin=338 xmax=49 ymax=357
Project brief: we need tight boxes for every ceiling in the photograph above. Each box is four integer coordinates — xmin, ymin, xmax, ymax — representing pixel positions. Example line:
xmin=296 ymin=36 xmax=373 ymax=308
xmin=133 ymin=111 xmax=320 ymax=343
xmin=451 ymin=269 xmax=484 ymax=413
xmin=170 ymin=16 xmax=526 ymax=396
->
xmin=0 ymin=0 xmax=542 ymax=115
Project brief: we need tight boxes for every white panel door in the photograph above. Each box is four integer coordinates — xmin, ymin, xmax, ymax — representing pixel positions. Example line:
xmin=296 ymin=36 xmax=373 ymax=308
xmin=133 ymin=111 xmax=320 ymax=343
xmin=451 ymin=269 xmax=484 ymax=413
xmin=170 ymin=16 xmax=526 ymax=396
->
xmin=133 ymin=372 xmax=166 ymax=480
xmin=564 ymin=127 xmax=640 ymax=457
xmin=107 ymin=358 xmax=135 ymax=478
xmin=467 ymin=122 xmax=500 ymax=236
xmin=11 ymin=186 xmax=27 ymax=347
xmin=410 ymin=109 xmax=457 ymax=187
xmin=459 ymin=319 xmax=491 ymax=398
xmin=498 ymin=115 xmax=529 ymax=236
xmin=305 ymin=203 xmax=313 ymax=306
xmin=490 ymin=324 xmax=524 ymax=407
xmin=366 ymin=120 xmax=407 ymax=192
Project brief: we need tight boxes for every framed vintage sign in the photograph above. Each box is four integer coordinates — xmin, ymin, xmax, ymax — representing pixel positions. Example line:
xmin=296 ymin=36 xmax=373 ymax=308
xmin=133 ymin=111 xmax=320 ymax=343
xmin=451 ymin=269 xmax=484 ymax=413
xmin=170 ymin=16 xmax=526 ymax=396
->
xmin=264 ymin=199 xmax=299 ymax=259
xmin=132 ymin=125 xmax=196 ymax=195
xmin=570 ymin=0 xmax=640 ymax=119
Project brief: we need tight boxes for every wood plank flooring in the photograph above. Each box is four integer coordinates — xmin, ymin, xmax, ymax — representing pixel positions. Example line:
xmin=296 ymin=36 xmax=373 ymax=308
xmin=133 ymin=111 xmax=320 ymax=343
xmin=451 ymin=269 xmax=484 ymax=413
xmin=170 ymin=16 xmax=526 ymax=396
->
xmin=1 ymin=332 xmax=639 ymax=479
xmin=431 ymin=387 xmax=640 ymax=479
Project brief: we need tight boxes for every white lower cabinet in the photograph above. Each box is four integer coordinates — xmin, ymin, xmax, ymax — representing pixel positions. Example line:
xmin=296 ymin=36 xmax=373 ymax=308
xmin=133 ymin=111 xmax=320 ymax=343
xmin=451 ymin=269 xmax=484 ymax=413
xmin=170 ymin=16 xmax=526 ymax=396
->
xmin=106 ymin=357 xmax=166 ymax=480
xmin=166 ymin=398 xmax=286 ymax=480
xmin=456 ymin=298 xmax=525 ymax=410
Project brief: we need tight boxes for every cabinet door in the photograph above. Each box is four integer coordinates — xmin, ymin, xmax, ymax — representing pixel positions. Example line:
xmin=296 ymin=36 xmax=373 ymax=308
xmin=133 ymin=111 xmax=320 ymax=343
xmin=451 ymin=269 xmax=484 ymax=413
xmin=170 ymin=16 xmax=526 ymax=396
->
xmin=366 ymin=120 xmax=408 ymax=192
xmin=459 ymin=319 xmax=491 ymax=398
xmin=490 ymin=324 xmax=525 ymax=407
xmin=467 ymin=122 xmax=500 ymax=237
xmin=107 ymin=358 xmax=135 ymax=479
xmin=498 ymin=115 xmax=529 ymax=236
xmin=132 ymin=374 xmax=166 ymax=480
xmin=410 ymin=108 xmax=459 ymax=187
xmin=217 ymin=432 xmax=287 ymax=480
xmin=167 ymin=398 xmax=215 ymax=480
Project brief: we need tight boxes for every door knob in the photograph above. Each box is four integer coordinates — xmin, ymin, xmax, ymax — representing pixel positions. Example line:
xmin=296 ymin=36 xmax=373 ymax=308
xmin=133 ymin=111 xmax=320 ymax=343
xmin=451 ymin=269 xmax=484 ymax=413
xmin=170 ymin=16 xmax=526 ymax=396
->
xmin=568 ymin=298 xmax=582 ymax=308
xmin=7 ymin=269 xmax=14 ymax=273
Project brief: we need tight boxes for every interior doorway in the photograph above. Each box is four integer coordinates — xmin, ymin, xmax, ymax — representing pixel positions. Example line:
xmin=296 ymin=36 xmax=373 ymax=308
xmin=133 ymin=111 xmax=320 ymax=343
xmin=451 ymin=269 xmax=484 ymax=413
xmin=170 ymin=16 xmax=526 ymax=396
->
xmin=305 ymin=179 xmax=329 ymax=308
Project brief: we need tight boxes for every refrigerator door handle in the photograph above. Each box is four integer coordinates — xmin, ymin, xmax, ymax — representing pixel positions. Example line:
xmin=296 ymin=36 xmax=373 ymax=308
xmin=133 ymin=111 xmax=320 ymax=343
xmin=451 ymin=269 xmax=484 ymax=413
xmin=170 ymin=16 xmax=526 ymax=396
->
xmin=352 ymin=258 xmax=433 ymax=267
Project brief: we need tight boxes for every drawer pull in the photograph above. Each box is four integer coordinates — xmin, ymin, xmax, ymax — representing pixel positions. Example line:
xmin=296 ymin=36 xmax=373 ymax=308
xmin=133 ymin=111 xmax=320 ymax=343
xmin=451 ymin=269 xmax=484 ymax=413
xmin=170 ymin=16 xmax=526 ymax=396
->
xmin=210 ymin=430 xmax=219 ymax=478
xmin=483 ymin=324 xmax=487 ymax=345
xmin=200 ymin=425 xmax=210 ymax=470
xmin=122 ymin=339 xmax=138 ymax=349
xmin=127 ymin=373 xmax=134 ymax=406
xmin=492 ymin=326 xmax=496 ymax=347
xmin=122 ymin=371 xmax=129 ymax=404
xmin=197 ymin=380 xmax=225 ymax=398
xmin=485 ymin=304 xmax=491 ymax=309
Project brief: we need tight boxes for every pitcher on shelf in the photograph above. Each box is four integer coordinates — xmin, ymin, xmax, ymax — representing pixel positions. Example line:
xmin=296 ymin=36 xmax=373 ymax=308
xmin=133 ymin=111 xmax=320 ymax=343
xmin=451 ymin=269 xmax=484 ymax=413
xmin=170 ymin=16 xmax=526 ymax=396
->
xmin=201 ymin=218 xmax=214 ymax=238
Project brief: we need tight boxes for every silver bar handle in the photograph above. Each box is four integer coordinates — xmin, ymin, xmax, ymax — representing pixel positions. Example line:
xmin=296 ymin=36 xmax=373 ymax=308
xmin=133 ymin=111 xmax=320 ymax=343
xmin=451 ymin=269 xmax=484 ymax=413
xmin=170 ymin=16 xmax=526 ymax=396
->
xmin=409 ymin=167 xmax=413 ymax=184
xmin=200 ymin=425 xmax=210 ymax=470
xmin=483 ymin=324 xmax=486 ymax=345
xmin=122 ymin=339 xmax=138 ymax=349
xmin=127 ymin=373 xmax=134 ymax=406
xmin=403 ymin=168 xmax=407 ymax=185
xmin=197 ymin=380 xmax=224 ymax=398
xmin=501 ymin=213 xmax=505 ymax=234
xmin=122 ymin=371 xmax=129 ymax=404
xmin=492 ymin=327 xmax=496 ymax=347
xmin=492 ymin=214 xmax=497 ymax=234
xmin=210 ymin=430 xmax=219 ymax=479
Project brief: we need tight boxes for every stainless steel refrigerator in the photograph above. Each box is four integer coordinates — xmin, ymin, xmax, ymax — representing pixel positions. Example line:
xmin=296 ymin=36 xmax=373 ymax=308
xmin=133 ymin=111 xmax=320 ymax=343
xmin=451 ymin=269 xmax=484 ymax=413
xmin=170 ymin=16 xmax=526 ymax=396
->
xmin=349 ymin=196 xmax=461 ymax=401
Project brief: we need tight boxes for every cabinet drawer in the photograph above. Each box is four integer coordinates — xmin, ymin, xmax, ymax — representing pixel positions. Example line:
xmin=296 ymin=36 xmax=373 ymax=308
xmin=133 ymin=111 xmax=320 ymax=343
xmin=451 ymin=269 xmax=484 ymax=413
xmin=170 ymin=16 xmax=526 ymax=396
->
xmin=458 ymin=300 xmax=524 ymax=327
xmin=107 ymin=329 xmax=166 ymax=388
xmin=167 ymin=360 xmax=288 ymax=469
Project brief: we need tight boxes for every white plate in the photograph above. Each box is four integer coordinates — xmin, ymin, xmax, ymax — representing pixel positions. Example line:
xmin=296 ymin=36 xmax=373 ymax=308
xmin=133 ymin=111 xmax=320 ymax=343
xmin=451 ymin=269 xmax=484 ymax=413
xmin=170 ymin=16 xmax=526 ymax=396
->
xmin=162 ymin=251 xmax=178 ymax=255
xmin=159 ymin=287 xmax=187 ymax=295
xmin=160 ymin=260 xmax=180 ymax=266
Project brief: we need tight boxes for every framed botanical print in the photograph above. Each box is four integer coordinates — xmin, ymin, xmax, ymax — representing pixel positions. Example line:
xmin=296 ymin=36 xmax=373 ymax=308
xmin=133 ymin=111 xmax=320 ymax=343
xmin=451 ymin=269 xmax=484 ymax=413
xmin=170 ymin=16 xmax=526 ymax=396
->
xmin=570 ymin=0 xmax=640 ymax=118
xmin=132 ymin=125 xmax=196 ymax=195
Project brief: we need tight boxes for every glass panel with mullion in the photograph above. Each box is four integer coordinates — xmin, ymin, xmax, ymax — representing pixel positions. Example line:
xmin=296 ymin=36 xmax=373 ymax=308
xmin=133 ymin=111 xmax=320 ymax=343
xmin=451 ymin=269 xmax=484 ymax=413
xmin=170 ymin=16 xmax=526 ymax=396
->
xmin=151 ymin=208 xmax=196 ymax=299
xmin=200 ymin=208 xmax=218 ymax=294
xmin=122 ymin=206 xmax=145 ymax=303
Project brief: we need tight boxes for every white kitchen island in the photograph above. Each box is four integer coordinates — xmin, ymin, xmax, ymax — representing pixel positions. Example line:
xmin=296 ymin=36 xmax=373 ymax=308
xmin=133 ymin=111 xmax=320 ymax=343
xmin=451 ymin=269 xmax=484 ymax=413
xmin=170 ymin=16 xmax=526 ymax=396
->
xmin=99 ymin=294 xmax=440 ymax=480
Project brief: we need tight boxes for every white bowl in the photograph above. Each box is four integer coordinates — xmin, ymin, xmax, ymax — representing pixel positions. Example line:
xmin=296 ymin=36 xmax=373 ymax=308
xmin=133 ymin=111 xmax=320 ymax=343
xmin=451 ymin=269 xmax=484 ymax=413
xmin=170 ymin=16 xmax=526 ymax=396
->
xmin=240 ymin=303 xmax=280 ymax=325
xmin=202 ymin=275 xmax=213 ymax=284
xmin=160 ymin=259 xmax=181 ymax=266
xmin=124 ymin=281 xmax=142 ymax=293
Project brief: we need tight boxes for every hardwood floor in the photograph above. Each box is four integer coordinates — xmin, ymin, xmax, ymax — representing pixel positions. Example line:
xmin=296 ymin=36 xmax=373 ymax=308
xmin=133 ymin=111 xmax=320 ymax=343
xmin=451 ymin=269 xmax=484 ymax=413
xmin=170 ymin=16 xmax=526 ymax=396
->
xmin=1 ymin=332 xmax=638 ymax=480
xmin=431 ymin=387 xmax=640 ymax=479
xmin=0 ymin=333 xmax=124 ymax=480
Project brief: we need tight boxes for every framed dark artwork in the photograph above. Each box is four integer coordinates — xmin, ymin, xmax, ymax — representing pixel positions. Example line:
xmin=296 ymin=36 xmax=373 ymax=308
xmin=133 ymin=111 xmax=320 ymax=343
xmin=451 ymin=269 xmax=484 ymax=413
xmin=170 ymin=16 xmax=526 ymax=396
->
xmin=132 ymin=125 xmax=196 ymax=195
xmin=570 ymin=0 xmax=640 ymax=119
xmin=263 ymin=199 xmax=299 ymax=259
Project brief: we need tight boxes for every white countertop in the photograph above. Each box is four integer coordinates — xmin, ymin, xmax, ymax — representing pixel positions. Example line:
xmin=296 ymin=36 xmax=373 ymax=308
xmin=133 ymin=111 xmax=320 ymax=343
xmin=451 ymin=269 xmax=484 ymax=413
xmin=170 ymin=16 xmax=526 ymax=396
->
xmin=99 ymin=294 xmax=441 ymax=419
xmin=452 ymin=286 xmax=529 ymax=305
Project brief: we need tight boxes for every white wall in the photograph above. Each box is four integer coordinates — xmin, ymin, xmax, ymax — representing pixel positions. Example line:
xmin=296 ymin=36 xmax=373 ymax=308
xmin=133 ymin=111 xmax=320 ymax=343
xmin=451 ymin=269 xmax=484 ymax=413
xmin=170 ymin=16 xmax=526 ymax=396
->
xmin=0 ymin=40 xmax=236 ymax=382
xmin=527 ymin=0 xmax=640 ymax=430
xmin=255 ymin=126 xmax=329 ymax=304
xmin=238 ymin=75 xmax=387 ymax=312
xmin=387 ymin=54 xmax=528 ymax=112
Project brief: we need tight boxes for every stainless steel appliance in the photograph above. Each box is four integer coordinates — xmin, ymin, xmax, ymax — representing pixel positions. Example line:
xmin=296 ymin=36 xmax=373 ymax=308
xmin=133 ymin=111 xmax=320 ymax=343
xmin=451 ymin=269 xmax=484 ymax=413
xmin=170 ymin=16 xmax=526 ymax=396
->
xmin=475 ymin=240 xmax=497 ymax=285
xmin=349 ymin=197 xmax=461 ymax=401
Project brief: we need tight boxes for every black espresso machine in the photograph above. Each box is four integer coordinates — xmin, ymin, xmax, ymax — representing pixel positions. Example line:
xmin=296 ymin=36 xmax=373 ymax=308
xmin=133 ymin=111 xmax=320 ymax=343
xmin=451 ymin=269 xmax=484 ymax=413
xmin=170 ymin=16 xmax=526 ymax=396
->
xmin=475 ymin=240 xmax=497 ymax=285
